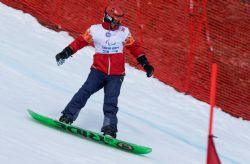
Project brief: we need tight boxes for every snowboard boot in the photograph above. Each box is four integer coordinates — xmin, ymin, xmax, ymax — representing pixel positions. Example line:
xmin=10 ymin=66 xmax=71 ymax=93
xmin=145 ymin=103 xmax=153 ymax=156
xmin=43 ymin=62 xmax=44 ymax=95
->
xmin=101 ymin=126 xmax=117 ymax=138
xmin=59 ymin=114 xmax=73 ymax=124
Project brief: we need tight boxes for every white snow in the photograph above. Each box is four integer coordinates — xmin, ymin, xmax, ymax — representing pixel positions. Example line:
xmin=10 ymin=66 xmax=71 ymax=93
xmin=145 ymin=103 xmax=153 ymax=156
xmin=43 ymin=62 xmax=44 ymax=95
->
xmin=0 ymin=3 xmax=250 ymax=164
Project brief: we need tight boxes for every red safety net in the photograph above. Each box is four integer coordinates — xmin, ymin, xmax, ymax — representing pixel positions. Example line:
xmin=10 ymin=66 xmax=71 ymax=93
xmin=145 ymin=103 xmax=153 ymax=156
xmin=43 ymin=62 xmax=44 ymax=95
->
xmin=1 ymin=0 xmax=249 ymax=120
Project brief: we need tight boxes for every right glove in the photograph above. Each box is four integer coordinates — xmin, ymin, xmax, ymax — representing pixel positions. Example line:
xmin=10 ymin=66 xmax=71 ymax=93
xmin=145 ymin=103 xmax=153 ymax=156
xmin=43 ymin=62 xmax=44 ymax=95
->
xmin=55 ymin=47 xmax=73 ymax=66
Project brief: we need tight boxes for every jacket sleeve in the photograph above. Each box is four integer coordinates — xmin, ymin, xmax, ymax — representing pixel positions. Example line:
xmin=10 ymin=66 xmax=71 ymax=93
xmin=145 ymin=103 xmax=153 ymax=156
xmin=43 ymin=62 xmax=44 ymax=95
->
xmin=68 ymin=28 xmax=93 ymax=54
xmin=124 ymin=35 xmax=144 ymax=58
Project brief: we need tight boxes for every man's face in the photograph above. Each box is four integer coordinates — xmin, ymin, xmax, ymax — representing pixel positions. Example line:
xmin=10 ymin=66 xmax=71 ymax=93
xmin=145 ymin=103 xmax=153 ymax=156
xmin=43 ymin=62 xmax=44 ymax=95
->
xmin=110 ymin=18 xmax=121 ymax=29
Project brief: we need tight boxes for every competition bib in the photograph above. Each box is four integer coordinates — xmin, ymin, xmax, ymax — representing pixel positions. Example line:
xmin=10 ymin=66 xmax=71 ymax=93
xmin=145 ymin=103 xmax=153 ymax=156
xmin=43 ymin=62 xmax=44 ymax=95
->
xmin=90 ymin=24 xmax=130 ymax=54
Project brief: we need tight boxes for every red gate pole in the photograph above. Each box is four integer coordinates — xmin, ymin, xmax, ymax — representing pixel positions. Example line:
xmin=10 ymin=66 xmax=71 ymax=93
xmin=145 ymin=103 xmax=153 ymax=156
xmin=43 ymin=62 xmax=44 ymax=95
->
xmin=184 ymin=0 xmax=209 ymax=92
xmin=208 ymin=63 xmax=217 ymax=136
xmin=206 ymin=63 xmax=221 ymax=164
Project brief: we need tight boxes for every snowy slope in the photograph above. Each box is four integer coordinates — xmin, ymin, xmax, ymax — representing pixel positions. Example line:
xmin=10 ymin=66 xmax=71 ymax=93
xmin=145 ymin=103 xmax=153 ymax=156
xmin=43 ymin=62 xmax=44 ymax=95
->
xmin=0 ymin=3 xmax=250 ymax=164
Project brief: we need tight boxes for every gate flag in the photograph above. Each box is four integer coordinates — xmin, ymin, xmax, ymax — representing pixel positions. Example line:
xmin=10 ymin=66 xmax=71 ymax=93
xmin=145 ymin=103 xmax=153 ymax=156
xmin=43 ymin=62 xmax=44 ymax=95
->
xmin=207 ymin=135 xmax=221 ymax=164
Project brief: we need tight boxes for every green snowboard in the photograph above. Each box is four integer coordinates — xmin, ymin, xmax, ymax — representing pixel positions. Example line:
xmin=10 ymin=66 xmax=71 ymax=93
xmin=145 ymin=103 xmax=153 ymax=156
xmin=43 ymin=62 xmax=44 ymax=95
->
xmin=27 ymin=109 xmax=152 ymax=154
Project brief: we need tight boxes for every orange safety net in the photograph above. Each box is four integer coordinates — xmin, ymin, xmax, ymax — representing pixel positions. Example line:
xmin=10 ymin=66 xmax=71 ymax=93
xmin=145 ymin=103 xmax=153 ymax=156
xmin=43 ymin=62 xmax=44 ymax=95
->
xmin=1 ymin=0 xmax=249 ymax=120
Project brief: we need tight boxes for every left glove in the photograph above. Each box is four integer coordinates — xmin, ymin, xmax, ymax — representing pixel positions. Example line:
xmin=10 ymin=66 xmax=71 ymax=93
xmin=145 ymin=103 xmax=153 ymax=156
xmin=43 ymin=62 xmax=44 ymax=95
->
xmin=137 ymin=55 xmax=154 ymax=77
xmin=55 ymin=46 xmax=73 ymax=66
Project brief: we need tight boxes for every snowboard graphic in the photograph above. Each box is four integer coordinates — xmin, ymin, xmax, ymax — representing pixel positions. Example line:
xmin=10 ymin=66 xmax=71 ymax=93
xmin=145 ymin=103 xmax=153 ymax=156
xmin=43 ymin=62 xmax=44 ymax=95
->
xmin=27 ymin=109 xmax=152 ymax=154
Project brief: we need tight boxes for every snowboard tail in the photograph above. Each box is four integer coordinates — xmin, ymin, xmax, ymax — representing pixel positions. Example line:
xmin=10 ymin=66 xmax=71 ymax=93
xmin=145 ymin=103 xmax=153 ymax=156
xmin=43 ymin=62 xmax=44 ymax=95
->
xmin=27 ymin=109 xmax=152 ymax=154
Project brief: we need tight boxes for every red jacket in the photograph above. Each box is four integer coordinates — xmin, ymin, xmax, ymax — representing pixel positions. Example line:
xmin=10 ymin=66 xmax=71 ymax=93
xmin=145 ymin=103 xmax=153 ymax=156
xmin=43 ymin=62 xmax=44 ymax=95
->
xmin=68 ymin=22 xmax=144 ymax=75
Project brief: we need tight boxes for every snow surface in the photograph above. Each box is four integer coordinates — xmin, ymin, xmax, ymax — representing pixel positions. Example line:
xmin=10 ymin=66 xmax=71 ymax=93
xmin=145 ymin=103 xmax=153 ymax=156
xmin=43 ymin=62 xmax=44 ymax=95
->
xmin=0 ymin=3 xmax=250 ymax=164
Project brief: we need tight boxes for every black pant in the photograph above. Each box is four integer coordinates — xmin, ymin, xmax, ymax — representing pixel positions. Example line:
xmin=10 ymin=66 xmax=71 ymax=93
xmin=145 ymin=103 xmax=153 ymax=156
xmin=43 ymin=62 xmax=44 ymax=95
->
xmin=62 ymin=69 xmax=124 ymax=130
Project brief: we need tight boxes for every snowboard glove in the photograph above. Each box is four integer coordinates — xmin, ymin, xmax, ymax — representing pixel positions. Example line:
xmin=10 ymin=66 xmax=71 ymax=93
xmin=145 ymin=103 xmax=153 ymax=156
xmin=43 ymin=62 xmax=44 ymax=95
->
xmin=137 ymin=55 xmax=154 ymax=77
xmin=55 ymin=46 xmax=73 ymax=66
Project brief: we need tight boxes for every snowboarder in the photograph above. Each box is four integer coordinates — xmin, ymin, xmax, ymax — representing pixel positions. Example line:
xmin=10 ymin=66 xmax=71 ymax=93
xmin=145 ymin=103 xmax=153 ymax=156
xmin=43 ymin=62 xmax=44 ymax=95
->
xmin=55 ymin=4 xmax=154 ymax=138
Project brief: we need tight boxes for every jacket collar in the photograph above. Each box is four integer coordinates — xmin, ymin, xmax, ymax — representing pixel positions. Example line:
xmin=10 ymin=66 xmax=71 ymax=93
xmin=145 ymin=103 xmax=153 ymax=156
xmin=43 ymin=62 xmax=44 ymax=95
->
xmin=102 ymin=22 xmax=120 ymax=31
